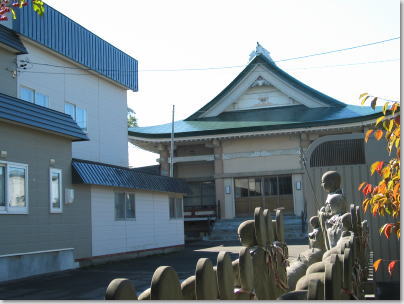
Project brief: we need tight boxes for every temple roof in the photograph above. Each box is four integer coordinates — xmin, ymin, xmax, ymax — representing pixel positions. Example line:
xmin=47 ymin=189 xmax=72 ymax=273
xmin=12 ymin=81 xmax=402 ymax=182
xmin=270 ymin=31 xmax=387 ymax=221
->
xmin=129 ymin=50 xmax=383 ymax=141
xmin=129 ymin=104 xmax=381 ymax=139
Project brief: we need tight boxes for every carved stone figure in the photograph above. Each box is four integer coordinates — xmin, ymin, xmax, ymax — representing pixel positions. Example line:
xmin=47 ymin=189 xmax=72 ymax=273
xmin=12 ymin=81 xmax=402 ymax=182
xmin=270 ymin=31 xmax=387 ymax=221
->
xmin=318 ymin=171 xmax=349 ymax=249
xmin=308 ymin=216 xmax=326 ymax=251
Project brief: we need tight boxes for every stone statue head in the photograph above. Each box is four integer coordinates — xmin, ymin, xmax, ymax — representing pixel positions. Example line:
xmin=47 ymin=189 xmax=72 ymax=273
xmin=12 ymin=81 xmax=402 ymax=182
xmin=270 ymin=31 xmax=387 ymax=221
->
xmin=309 ymin=216 xmax=320 ymax=229
xmin=327 ymin=193 xmax=347 ymax=215
xmin=321 ymin=171 xmax=341 ymax=193
xmin=340 ymin=213 xmax=352 ymax=231
xmin=237 ymin=220 xmax=257 ymax=248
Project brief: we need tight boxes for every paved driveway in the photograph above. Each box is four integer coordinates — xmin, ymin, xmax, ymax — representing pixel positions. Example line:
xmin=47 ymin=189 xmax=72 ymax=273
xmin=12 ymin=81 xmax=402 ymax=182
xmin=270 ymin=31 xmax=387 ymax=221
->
xmin=0 ymin=240 xmax=308 ymax=300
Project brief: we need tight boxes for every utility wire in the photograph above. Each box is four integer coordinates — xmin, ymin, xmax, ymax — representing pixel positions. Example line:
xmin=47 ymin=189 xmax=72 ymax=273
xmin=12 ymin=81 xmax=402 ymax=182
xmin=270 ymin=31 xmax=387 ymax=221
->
xmin=275 ymin=37 xmax=400 ymax=63
xmin=17 ymin=57 xmax=400 ymax=76
xmin=18 ymin=36 xmax=400 ymax=73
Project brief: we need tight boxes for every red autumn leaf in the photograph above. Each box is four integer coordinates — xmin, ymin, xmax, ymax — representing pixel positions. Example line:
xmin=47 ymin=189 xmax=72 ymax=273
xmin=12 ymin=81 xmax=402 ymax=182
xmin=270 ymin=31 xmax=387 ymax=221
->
xmin=384 ymin=224 xmax=393 ymax=239
xmin=375 ymin=161 xmax=384 ymax=174
xmin=393 ymin=183 xmax=400 ymax=200
xmin=372 ymin=204 xmax=379 ymax=216
xmin=373 ymin=259 xmax=383 ymax=272
xmin=390 ymin=103 xmax=399 ymax=115
xmin=362 ymin=184 xmax=373 ymax=196
xmin=358 ymin=182 xmax=367 ymax=191
xmin=388 ymin=260 xmax=398 ymax=276
xmin=365 ymin=129 xmax=374 ymax=142
xmin=374 ymin=130 xmax=384 ymax=140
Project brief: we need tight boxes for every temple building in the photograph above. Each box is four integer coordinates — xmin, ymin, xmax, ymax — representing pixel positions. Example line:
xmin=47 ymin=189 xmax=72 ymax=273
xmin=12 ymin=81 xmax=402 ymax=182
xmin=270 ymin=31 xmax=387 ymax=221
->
xmin=129 ymin=45 xmax=384 ymax=221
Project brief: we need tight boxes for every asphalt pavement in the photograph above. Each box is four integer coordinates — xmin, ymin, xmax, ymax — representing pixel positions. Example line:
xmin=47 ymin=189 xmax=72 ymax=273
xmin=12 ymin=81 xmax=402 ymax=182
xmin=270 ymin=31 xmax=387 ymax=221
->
xmin=0 ymin=240 xmax=308 ymax=300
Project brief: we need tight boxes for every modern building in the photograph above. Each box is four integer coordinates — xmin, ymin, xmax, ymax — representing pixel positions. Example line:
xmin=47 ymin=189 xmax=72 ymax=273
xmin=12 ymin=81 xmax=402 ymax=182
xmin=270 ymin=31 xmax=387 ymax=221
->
xmin=129 ymin=44 xmax=385 ymax=221
xmin=0 ymin=3 xmax=188 ymax=281
xmin=0 ymin=24 xmax=89 ymax=281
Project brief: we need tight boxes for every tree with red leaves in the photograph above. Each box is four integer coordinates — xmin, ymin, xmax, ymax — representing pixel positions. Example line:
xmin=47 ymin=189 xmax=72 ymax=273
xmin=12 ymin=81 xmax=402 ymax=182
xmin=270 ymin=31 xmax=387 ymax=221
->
xmin=358 ymin=93 xmax=400 ymax=276
xmin=0 ymin=0 xmax=44 ymax=21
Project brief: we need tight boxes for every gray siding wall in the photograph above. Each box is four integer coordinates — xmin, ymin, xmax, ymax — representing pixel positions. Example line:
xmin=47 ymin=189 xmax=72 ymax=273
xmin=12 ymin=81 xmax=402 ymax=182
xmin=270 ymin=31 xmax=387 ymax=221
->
xmin=0 ymin=121 xmax=92 ymax=259
xmin=0 ymin=47 xmax=17 ymax=97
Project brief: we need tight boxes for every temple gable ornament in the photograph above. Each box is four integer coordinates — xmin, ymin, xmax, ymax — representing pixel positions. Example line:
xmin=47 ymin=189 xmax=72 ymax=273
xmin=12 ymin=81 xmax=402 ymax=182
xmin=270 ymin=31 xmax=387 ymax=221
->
xmin=249 ymin=42 xmax=274 ymax=63
xmin=250 ymin=76 xmax=271 ymax=88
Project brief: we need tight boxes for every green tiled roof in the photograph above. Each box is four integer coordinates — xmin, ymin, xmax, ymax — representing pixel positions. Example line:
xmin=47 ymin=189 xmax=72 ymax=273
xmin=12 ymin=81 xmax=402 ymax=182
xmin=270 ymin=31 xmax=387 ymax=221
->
xmin=128 ymin=53 xmax=384 ymax=140
xmin=129 ymin=105 xmax=382 ymax=139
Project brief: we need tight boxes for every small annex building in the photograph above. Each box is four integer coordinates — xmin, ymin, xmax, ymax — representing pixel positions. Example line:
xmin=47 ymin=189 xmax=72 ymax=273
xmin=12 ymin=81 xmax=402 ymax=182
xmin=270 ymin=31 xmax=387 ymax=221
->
xmin=129 ymin=44 xmax=386 ymax=222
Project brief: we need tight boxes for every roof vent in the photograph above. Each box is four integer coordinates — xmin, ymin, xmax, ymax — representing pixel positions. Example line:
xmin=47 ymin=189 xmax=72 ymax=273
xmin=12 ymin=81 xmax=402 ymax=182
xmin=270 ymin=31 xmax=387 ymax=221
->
xmin=249 ymin=42 xmax=274 ymax=63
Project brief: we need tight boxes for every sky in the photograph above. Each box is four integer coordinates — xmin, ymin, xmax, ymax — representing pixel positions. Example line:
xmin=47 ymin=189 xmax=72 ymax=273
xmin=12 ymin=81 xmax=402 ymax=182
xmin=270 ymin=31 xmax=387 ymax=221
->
xmin=44 ymin=0 xmax=400 ymax=167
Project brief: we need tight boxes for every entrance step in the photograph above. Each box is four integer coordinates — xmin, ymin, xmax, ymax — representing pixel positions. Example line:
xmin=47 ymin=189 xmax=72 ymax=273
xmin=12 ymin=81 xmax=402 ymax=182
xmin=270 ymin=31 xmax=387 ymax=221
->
xmin=208 ymin=216 xmax=308 ymax=242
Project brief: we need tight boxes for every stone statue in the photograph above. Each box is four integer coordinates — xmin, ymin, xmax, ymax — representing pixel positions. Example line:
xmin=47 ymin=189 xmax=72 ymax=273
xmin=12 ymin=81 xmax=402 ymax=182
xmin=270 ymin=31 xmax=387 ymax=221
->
xmin=318 ymin=171 xmax=349 ymax=249
xmin=308 ymin=216 xmax=326 ymax=251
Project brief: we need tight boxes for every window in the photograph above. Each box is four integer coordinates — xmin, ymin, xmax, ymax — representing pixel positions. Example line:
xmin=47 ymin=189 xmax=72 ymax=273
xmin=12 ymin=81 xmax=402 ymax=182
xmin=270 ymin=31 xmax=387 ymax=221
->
xmin=50 ymin=168 xmax=62 ymax=213
xmin=115 ymin=192 xmax=135 ymax=220
xmin=183 ymin=181 xmax=216 ymax=207
xmin=235 ymin=178 xmax=249 ymax=198
xmin=235 ymin=175 xmax=292 ymax=198
xmin=20 ymin=87 xmax=49 ymax=107
xmin=264 ymin=177 xmax=278 ymax=195
xmin=169 ymin=197 xmax=183 ymax=219
xmin=65 ymin=102 xmax=87 ymax=131
xmin=0 ymin=162 xmax=28 ymax=214
xmin=278 ymin=176 xmax=292 ymax=195
xmin=310 ymin=139 xmax=366 ymax=167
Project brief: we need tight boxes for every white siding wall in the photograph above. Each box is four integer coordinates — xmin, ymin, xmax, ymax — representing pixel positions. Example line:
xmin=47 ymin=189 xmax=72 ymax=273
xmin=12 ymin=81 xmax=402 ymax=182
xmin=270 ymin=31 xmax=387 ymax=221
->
xmin=90 ymin=187 xmax=184 ymax=257
xmin=17 ymin=40 xmax=128 ymax=167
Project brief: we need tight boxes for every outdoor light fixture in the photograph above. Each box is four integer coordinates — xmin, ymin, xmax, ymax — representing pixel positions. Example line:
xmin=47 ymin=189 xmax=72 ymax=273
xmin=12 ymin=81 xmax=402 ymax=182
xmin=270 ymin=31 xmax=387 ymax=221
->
xmin=296 ymin=181 xmax=302 ymax=190
xmin=0 ymin=150 xmax=7 ymax=158
xmin=49 ymin=158 xmax=55 ymax=166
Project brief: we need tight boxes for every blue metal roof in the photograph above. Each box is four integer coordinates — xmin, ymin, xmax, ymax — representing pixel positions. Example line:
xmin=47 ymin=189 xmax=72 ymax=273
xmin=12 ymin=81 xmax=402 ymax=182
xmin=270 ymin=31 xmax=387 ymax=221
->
xmin=0 ymin=24 xmax=27 ymax=54
xmin=0 ymin=92 xmax=88 ymax=141
xmin=12 ymin=4 xmax=138 ymax=91
xmin=72 ymin=159 xmax=190 ymax=194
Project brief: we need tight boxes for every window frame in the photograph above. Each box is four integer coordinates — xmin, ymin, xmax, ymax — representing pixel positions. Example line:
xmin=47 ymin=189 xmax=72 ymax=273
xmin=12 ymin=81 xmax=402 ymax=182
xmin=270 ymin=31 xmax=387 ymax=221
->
xmin=0 ymin=161 xmax=29 ymax=214
xmin=49 ymin=168 xmax=63 ymax=213
xmin=169 ymin=196 xmax=183 ymax=220
xmin=64 ymin=102 xmax=88 ymax=132
xmin=114 ymin=192 xmax=136 ymax=221
xmin=20 ymin=86 xmax=49 ymax=108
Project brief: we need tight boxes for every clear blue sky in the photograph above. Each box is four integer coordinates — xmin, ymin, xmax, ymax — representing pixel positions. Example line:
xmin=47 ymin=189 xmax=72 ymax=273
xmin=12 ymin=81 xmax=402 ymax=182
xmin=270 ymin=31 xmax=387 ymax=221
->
xmin=45 ymin=0 xmax=400 ymax=167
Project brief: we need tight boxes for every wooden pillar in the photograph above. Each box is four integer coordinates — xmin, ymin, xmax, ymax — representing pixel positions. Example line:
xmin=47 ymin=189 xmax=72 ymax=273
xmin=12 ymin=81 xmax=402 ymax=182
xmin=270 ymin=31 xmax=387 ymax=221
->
xmin=159 ymin=144 xmax=170 ymax=176
xmin=213 ymin=139 xmax=225 ymax=219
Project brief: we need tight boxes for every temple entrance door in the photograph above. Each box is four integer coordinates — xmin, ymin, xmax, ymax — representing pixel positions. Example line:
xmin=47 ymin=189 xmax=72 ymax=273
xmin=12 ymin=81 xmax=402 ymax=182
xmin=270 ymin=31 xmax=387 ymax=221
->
xmin=234 ymin=177 xmax=264 ymax=217
xmin=234 ymin=175 xmax=294 ymax=217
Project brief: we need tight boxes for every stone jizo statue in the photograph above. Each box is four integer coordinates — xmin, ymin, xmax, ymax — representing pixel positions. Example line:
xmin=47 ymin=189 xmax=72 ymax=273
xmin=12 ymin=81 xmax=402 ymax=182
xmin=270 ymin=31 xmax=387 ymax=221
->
xmin=318 ymin=171 xmax=349 ymax=249
xmin=308 ymin=216 xmax=326 ymax=251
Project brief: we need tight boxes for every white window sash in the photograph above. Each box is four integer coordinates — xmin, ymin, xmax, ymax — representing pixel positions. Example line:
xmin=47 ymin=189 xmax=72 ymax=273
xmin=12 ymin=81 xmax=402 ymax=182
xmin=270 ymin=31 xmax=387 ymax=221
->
xmin=49 ymin=168 xmax=63 ymax=213
xmin=20 ymin=86 xmax=34 ymax=103
xmin=169 ymin=197 xmax=183 ymax=219
xmin=0 ymin=161 xmax=29 ymax=214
